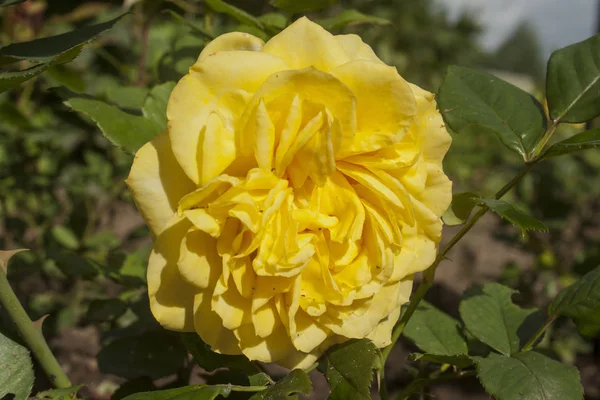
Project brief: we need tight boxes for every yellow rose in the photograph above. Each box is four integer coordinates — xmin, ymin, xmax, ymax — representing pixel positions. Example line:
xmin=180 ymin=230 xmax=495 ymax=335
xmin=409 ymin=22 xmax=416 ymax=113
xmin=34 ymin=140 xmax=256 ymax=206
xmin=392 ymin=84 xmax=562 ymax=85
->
xmin=126 ymin=17 xmax=451 ymax=369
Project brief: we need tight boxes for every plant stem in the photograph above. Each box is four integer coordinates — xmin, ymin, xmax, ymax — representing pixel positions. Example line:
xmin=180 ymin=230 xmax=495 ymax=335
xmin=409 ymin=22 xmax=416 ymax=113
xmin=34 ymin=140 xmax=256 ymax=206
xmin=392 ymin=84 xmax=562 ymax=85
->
xmin=229 ymin=384 xmax=268 ymax=392
xmin=0 ymin=270 xmax=71 ymax=388
xmin=394 ymin=370 xmax=476 ymax=400
xmin=382 ymin=163 xmax=536 ymax=363
xmin=519 ymin=315 xmax=556 ymax=353
xmin=304 ymin=362 xmax=319 ymax=374
xmin=530 ymin=120 xmax=559 ymax=159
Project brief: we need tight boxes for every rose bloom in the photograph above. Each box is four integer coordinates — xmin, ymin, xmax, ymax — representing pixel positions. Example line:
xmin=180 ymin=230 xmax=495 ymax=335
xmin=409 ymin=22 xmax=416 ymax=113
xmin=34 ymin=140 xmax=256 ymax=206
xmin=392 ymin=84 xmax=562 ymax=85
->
xmin=127 ymin=17 xmax=451 ymax=369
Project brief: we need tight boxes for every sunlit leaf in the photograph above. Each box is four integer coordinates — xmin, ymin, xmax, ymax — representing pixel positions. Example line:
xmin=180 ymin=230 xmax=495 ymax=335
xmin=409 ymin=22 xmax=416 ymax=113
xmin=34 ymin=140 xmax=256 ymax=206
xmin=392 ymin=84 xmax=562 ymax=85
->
xmin=438 ymin=66 xmax=546 ymax=159
xmin=460 ymin=283 xmax=545 ymax=356
xmin=476 ymin=352 xmax=583 ymax=400
xmin=542 ymin=129 xmax=600 ymax=158
xmin=547 ymin=34 xmax=600 ymax=123
xmin=249 ymin=370 xmax=311 ymax=400
xmin=0 ymin=331 xmax=34 ymax=400
xmin=61 ymin=93 xmax=161 ymax=154
xmin=320 ymin=339 xmax=380 ymax=400
xmin=473 ymin=198 xmax=547 ymax=234
xmin=122 ymin=385 xmax=231 ymax=400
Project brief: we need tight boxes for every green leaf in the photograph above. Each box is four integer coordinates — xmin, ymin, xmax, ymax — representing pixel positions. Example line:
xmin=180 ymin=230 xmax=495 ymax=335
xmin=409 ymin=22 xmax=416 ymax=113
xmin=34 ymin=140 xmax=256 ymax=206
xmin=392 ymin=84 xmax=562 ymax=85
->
xmin=549 ymin=265 xmax=600 ymax=337
xmin=0 ymin=15 xmax=126 ymax=65
xmin=204 ymin=0 xmax=264 ymax=31
xmin=97 ymin=331 xmax=187 ymax=379
xmin=476 ymin=352 xmax=583 ymax=400
xmin=320 ymin=339 xmax=380 ymax=400
xmin=181 ymin=333 xmax=271 ymax=385
xmin=542 ymin=129 xmax=600 ymax=158
xmin=51 ymin=225 xmax=80 ymax=250
xmin=437 ymin=66 xmax=546 ymax=159
xmin=442 ymin=192 xmax=480 ymax=226
xmin=122 ymin=385 xmax=230 ymax=400
xmin=111 ymin=378 xmax=156 ymax=400
xmin=105 ymin=86 xmax=149 ymax=110
xmin=459 ymin=283 xmax=545 ymax=356
xmin=0 ymin=64 xmax=48 ymax=93
xmin=258 ymin=13 xmax=288 ymax=30
xmin=0 ymin=0 xmax=26 ymax=6
xmin=0 ymin=331 xmax=34 ymax=400
xmin=249 ymin=370 xmax=311 ymax=400
xmin=32 ymin=385 xmax=84 ymax=399
xmin=181 ymin=332 xmax=258 ymax=373
xmin=404 ymin=302 xmax=468 ymax=356
xmin=473 ymin=198 xmax=547 ymax=234
xmin=61 ymin=93 xmax=161 ymax=154
xmin=269 ymin=0 xmax=337 ymax=13
xmin=410 ymin=353 xmax=473 ymax=368
xmin=316 ymin=9 xmax=390 ymax=31
xmin=546 ymin=34 xmax=600 ymax=123
xmin=86 ymin=298 xmax=128 ymax=322
xmin=142 ymin=82 xmax=176 ymax=130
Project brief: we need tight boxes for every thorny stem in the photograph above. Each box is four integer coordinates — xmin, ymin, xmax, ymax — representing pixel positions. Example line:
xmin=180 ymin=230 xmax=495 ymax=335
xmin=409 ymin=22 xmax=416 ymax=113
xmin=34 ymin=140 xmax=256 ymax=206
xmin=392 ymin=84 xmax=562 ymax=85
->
xmin=382 ymin=162 xmax=537 ymax=363
xmin=393 ymin=370 xmax=477 ymax=400
xmin=0 ymin=268 xmax=72 ymax=388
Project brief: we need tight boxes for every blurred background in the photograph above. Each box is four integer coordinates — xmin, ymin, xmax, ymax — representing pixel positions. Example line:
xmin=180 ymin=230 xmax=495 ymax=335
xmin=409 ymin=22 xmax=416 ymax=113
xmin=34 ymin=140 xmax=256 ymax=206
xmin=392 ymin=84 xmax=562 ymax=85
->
xmin=0 ymin=0 xmax=598 ymax=399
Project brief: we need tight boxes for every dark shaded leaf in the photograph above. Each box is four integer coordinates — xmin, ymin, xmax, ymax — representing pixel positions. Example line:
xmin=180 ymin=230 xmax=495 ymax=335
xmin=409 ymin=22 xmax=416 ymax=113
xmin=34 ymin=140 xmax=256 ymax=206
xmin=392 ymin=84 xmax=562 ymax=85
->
xmin=269 ymin=0 xmax=337 ymax=13
xmin=460 ymin=283 xmax=545 ymax=356
xmin=317 ymin=9 xmax=390 ymax=31
xmin=543 ymin=129 xmax=600 ymax=158
xmin=320 ymin=339 xmax=380 ymax=400
xmin=549 ymin=265 xmax=600 ymax=338
xmin=476 ymin=352 xmax=583 ymax=400
xmin=438 ymin=66 xmax=546 ymax=159
xmin=546 ymin=34 xmax=600 ymax=123
xmin=86 ymin=299 xmax=128 ymax=323
xmin=442 ymin=192 xmax=480 ymax=226
xmin=204 ymin=0 xmax=264 ymax=31
xmin=97 ymin=331 xmax=187 ymax=379
xmin=404 ymin=302 xmax=468 ymax=356
xmin=249 ymin=370 xmax=311 ymax=400
xmin=0 ymin=15 xmax=126 ymax=65
xmin=473 ymin=198 xmax=547 ymax=234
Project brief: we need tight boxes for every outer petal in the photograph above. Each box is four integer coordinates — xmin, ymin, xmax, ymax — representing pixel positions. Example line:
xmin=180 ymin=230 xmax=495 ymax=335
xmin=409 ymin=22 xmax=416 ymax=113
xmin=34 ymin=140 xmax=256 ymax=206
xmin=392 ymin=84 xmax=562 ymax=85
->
xmin=147 ymin=216 xmax=198 ymax=331
xmin=197 ymin=32 xmax=264 ymax=62
xmin=335 ymin=34 xmax=382 ymax=63
xmin=409 ymin=83 xmax=452 ymax=165
xmin=331 ymin=60 xmax=417 ymax=156
xmin=126 ymin=130 xmax=195 ymax=236
xmin=178 ymin=230 xmax=220 ymax=288
xmin=168 ymin=51 xmax=288 ymax=184
xmin=263 ymin=17 xmax=350 ymax=71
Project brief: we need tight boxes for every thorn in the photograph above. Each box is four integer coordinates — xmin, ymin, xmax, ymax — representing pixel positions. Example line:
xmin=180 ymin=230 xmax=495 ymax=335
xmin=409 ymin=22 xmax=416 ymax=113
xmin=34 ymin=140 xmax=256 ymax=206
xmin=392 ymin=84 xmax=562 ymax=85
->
xmin=33 ymin=314 xmax=49 ymax=330
xmin=0 ymin=249 xmax=29 ymax=275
